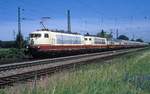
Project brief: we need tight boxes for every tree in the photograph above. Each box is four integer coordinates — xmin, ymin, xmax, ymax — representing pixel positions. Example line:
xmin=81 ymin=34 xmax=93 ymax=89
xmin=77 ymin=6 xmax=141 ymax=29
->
xmin=131 ymin=38 xmax=135 ymax=41
xmin=16 ymin=32 xmax=24 ymax=49
xmin=136 ymin=38 xmax=143 ymax=42
xmin=107 ymin=32 xmax=113 ymax=39
xmin=0 ymin=40 xmax=2 ymax=48
xmin=97 ymin=30 xmax=113 ymax=39
xmin=0 ymin=41 xmax=15 ymax=48
xmin=24 ymin=37 xmax=29 ymax=47
xmin=84 ymin=32 xmax=90 ymax=36
xmin=97 ymin=29 xmax=107 ymax=38
xmin=118 ymin=35 xmax=129 ymax=40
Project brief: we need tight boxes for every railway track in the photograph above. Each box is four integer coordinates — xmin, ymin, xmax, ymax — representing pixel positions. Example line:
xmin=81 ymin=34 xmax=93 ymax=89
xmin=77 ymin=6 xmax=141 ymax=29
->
xmin=0 ymin=48 xmax=147 ymax=88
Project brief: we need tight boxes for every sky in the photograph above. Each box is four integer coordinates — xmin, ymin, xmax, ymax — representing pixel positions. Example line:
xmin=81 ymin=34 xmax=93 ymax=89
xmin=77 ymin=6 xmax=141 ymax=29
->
xmin=0 ymin=0 xmax=150 ymax=42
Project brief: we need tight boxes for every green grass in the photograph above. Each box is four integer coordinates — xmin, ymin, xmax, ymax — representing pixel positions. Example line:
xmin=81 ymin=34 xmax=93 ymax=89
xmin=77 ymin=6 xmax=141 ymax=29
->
xmin=0 ymin=48 xmax=150 ymax=94
xmin=0 ymin=48 xmax=28 ymax=64
xmin=0 ymin=48 xmax=9 ymax=51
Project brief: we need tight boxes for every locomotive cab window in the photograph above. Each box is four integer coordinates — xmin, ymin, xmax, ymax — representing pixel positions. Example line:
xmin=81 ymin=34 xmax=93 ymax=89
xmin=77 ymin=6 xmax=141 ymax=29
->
xmin=89 ymin=38 xmax=92 ymax=41
xmin=84 ymin=38 xmax=88 ymax=41
xmin=30 ymin=34 xmax=41 ymax=38
xmin=44 ymin=33 xmax=49 ymax=38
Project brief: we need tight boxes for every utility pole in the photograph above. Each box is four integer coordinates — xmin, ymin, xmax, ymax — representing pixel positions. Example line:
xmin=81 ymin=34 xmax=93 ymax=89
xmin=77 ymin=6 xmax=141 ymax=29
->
xmin=13 ymin=30 xmax=16 ymax=41
xmin=132 ymin=34 xmax=135 ymax=41
xmin=18 ymin=7 xmax=21 ymax=36
xmin=67 ymin=10 xmax=71 ymax=33
xmin=17 ymin=7 xmax=23 ymax=49
xmin=116 ymin=29 xmax=119 ymax=39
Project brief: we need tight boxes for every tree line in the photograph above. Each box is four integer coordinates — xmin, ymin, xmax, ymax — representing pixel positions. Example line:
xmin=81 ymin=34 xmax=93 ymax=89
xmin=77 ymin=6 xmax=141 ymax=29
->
xmin=95 ymin=29 xmax=144 ymax=42
xmin=0 ymin=32 xmax=27 ymax=48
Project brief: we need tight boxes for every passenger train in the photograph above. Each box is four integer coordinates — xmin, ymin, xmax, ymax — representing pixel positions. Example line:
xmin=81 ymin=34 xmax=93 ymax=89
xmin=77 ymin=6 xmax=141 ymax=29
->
xmin=28 ymin=29 xmax=148 ymax=57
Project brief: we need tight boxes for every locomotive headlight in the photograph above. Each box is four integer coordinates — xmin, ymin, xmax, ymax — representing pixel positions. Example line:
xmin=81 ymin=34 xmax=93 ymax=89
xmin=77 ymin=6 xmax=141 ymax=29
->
xmin=37 ymin=46 xmax=40 ymax=48
xmin=26 ymin=46 xmax=29 ymax=49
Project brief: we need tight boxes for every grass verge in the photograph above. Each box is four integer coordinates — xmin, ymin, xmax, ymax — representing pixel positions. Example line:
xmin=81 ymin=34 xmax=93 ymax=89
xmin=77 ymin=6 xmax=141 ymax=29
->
xmin=0 ymin=48 xmax=29 ymax=64
xmin=0 ymin=48 xmax=150 ymax=94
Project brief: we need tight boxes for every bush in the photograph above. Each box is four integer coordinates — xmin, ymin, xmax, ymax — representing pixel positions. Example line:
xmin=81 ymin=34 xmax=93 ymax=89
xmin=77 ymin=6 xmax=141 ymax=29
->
xmin=0 ymin=48 xmax=26 ymax=59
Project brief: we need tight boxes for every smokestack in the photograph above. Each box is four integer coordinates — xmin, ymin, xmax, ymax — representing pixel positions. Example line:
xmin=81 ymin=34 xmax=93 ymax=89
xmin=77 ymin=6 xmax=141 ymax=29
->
xmin=67 ymin=10 xmax=71 ymax=33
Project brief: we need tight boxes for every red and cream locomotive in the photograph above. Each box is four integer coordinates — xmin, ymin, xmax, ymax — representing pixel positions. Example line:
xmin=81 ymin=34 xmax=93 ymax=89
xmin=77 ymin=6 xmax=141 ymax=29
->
xmin=28 ymin=29 xmax=148 ymax=57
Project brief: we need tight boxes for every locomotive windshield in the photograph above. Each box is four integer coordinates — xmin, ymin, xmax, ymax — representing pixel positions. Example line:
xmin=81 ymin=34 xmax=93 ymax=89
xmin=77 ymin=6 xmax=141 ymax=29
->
xmin=30 ymin=34 xmax=41 ymax=38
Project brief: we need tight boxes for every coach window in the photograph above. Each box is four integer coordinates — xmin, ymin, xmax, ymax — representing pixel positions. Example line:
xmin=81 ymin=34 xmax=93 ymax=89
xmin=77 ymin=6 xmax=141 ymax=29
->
xmin=89 ymin=38 xmax=92 ymax=41
xmin=44 ymin=33 xmax=49 ymax=38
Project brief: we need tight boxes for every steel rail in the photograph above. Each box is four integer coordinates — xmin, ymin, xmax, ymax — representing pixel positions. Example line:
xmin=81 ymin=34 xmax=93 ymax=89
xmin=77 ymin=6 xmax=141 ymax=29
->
xmin=0 ymin=49 xmax=130 ymax=72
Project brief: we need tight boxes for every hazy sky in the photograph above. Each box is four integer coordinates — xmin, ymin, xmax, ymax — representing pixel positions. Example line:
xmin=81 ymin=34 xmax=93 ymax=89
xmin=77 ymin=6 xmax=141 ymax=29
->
xmin=0 ymin=0 xmax=150 ymax=42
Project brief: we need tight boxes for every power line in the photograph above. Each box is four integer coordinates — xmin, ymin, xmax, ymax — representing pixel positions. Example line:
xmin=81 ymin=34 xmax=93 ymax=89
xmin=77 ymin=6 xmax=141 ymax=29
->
xmin=77 ymin=0 xmax=103 ymax=16
xmin=15 ymin=0 xmax=57 ymax=18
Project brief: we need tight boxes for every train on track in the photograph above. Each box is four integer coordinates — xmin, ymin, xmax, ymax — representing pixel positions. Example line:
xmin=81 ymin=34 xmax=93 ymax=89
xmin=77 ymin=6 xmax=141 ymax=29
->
xmin=28 ymin=29 xmax=148 ymax=58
